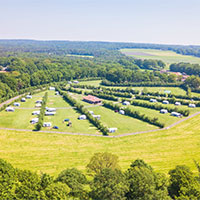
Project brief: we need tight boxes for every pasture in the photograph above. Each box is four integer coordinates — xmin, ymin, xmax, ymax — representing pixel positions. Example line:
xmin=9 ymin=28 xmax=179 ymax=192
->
xmin=120 ymin=48 xmax=200 ymax=64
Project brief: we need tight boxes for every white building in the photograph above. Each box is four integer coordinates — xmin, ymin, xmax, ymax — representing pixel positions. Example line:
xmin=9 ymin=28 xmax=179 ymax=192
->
xmin=175 ymin=102 xmax=181 ymax=106
xmin=162 ymin=100 xmax=169 ymax=104
xmin=21 ymin=98 xmax=26 ymax=102
xmin=13 ymin=102 xmax=20 ymax=106
xmin=89 ymin=111 xmax=94 ymax=115
xmin=78 ymin=115 xmax=87 ymax=120
xmin=122 ymin=101 xmax=130 ymax=106
xmin=160 ymin=109 xmax=168 ymax=114
xmin=150 ymin=99 xmax=157 ymax=103
xmin=108 ymin=128 xmax=118 ymax=133
xmin=32 ymin=111 xmax=40 ymax=115
xmin=30 ymin=118 xmax=39 ymax=124
xmin=45 ymin=111 xmax=56 ymax=116
xmin=171 ymin=112 xmax=182 ymax=117
xmin=6 ymin=107 xmax=15 ymax=112
xmin=189 ymin=103 xmax=196 ymax=108
xmin=43 ymin=122 xmax=52 ymax=127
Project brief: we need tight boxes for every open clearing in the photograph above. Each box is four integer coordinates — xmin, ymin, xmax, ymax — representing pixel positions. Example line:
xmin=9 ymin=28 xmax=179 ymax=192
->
xmin=120 ymin=48 xmax=200 ymax=64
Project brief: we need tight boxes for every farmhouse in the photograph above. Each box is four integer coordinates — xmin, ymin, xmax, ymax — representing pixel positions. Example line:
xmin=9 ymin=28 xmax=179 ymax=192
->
xmin=49 ymin=87 xmax=55 ymax=91
xmin=160 ymin=109 xmax=168 ymax=114
xmin=21 ymin=98 xmax=26 ymax=102
xmin=83 ymin=95 xmax=102 ymax=104
xmin=32 ymin=111 xmax=40 ymax=115
xmin=30 ymin=118 xmax=38 ymax=124
xmin=13 ymin=102 xmax=20 ymax=106
xmin=108 ymin=128 xmax=117 ymax=133
xmin=122 ymin=101 xmax=130 ymax=105
xmin=150 ymin=99 xmax=157 ymax=103
xmin=78 ymin=115 xmax=87 ymax=120
xmin=171 ymin=112 xmax=182 ymax=117
xmin=45 ymin=111 xmax=56 ymax=116
xmin=189 ymin=103 xmax=196 ymax=108
xmin=43 ymin=122 xmax=52 ymax=127
xmin=26 ymin=95 xmax=32 ymax=99
xmin=175 ymin=102 xmax=181 ymax=106
xmin=6 ymin=107 xmax=15 ymax=112
xmin=162 ymin=100 xmax=169 ymax=104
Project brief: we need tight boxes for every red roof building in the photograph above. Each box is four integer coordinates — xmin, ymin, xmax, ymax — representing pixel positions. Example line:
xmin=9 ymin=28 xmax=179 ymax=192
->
xmin=83 ymin=95 xmax=102 ymax=104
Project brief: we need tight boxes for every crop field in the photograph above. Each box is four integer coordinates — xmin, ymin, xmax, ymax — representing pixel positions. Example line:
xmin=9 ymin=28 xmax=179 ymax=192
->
xmin=120 ymin=48 xmax=200 ymax=64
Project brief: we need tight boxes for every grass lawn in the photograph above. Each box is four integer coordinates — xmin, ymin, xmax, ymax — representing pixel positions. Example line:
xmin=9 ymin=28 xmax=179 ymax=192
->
xmin=0 ymin=112 xmax=200 ymax=176
xmin=120 ymin=48 xmax=200 ymax=64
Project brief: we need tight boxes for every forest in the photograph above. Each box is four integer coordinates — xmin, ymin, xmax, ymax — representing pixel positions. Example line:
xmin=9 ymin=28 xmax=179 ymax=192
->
xmin=1 ymin=152 xmax=200 ymax=200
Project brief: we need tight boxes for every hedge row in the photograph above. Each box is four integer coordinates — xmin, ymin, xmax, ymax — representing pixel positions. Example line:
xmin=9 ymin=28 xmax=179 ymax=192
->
xmin=93 ymin=89 xmax=132 ymax=98
xmin=35 ymin=92 xmax=48 ymax=131
xmin=67 ymin=87 xmax=83 ymax=94
xmin=131 ymin=100 xmax=190 ymax=117
xmin=103 ymin=101 xmax=165 ymax=128
xmin=57 ymin=88 xmax=109 ymax=136
xmin=84 ymin=91 xmax=118 ymax=101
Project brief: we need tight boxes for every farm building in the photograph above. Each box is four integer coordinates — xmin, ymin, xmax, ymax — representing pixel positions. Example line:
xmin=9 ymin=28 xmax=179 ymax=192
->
xmin=150 ymin=99 xmax=157 ymax=103
xmin=122 ymin=101 xmax=130 ymax=105
xmin=45 ymin=111 xmax=56 ymax=116
xmin=26 ymin=95 xmax=32 ymax=99
xmin=35 ymin=103 xmax=42 ymax=108
xmin=21 ymin=98 xmax=26 ymax=102
xmin=189 ymin=103 xmax=196 ymax=108
xmin=6 ymin=107 xmax=15 ymax=112
xmin=43 ymin=122 xmax=52 ymax=127
xmin=78 ymin=115 xmax=87 ymax=120
xmin=93 ymin=115 xmax=101 ymax=120
xmin=30 ymin=118 xmax=38 ymax=124
xmin=32 ymin=111 xmax=40 ymax=115
xmin=119 ymin=110 xmax=125 ymax=115
xmin=175 ymin=102 xmax=181 ymax=106
xmin=160 ymin=109 xmax=168 ymax=114
xmin=13 ymin=102 xmax=20 ymax=106
xmin=83 ymin=95 xmax=102 ymax=104
xmin=49 ymin=87 xmax=55 ymax=91
xmin=171 ymin=112 xmax=182 ymax=117
xmin=46 ymin=108 xmax=56 ymax=112
xmin=162 ymin=100 xmax=169 ymax=104
xmin=73 ymin=80 xmax=79 ymax=84
xmin=108 ymin=128 xmax=117 ymax=133
xmin=36 ymin=100 xmax=42 ymax=104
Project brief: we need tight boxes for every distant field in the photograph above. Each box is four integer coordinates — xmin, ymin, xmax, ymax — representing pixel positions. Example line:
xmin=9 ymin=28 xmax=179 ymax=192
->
xmin=120 ymin=48 xmax=200 ymax=64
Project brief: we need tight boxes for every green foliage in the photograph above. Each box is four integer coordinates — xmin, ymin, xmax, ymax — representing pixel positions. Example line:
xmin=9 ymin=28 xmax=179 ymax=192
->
xmin=56 ymin=168 xmax=87 ymax=198
xmin=87 ymin=152 xmax=120 ymax=174
xmin=90 ymin=168 xmax=128 ymax=200
xmin=168 ymin=165 xmax=200 ymax=199
xmin=184 ymin=75 xmax=200 ymax=89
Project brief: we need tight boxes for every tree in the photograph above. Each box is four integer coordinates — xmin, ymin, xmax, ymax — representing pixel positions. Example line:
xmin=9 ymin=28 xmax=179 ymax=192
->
xmin=168 ymin=165 xmax=200 ymax=199
xmin=126 ymin=160 xmax=171 ymax=200
xmin=56 ymin=168 xmax=87 ymax=198
xmin=184 ymin=75 xmax=200 ymax=89
xmin=87 ymin=152 xmax=120 ymax=174
xmin=44 ymin=182 xmax=70 ymax=200
xmin=90 ymin=168 xmax=128 ymax=200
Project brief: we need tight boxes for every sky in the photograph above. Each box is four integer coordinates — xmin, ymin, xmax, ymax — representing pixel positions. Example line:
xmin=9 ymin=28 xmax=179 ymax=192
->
xmin=0 ymin=0 xmax=200 ymax=45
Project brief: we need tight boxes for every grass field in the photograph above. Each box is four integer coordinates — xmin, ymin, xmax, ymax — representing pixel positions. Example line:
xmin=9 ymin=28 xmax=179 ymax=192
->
xmin=1 ymin=112 xmax=200 ymax=176
xmin=120 ymin=48 xmax=200 ymax=64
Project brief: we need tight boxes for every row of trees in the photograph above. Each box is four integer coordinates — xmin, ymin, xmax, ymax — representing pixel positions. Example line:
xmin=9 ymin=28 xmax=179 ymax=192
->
xmin=57 ymin=89 xmax=109 ymax=135
xmin=84 ymin=91 xmax=118 ymax=101
xmin=103 ymin=101 xmax=165 ymax=128
xmin=35 ymin=92 xmax=48 ymax=131
xmin=1 ymin=152 xmax=200 ymax=199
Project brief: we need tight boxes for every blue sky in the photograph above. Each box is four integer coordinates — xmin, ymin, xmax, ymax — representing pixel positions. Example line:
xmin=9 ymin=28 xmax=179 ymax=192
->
xmin=0 ymin=0 xmax=200 ymax=45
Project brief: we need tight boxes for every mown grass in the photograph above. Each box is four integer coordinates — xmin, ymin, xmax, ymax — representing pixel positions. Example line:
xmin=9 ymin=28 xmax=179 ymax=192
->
xmin=0 ymin=112 xmax=200 ymax=176
xmin=120 ymin=48 xmax=200 ymax=64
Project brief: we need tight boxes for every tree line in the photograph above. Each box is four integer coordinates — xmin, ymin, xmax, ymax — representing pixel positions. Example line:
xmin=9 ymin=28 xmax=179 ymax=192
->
xmin=1 ymin=152 xmax=200 ymax=199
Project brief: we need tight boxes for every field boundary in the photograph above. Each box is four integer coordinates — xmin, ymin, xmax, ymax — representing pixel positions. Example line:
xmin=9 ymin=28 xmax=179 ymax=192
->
xmin=1 ymin=111 xmax=200 ymax=138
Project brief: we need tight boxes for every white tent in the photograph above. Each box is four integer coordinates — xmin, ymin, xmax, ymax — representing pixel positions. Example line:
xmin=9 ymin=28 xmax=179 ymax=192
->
xmin=46 ymin=108 xmax=56 ymax=112
xmin=122 ymin=101 xmax=130 ymax=106
xmin=162 ymin=100 xmax=169 ymax=104
xmin=21 ymin=98 xmax=26 ymax=102
xmin=150 ymin=99 xmax=157 ymax=103
xmin=45 ymin=111 xmax=56 ymax=116
xmin=171 ymin=112 xmax=182 ymax=117
xmin=26 ymin=95 xmax=32 ymax=99
xmin=175 ymin=102 xmax=181 ymax=106
xmin=30 ymin=118 xmax=39 ymax=124
xmin=189 ymin=103 xmax=196 ymax=108
xmin=119 ymin=110 xmax=125 ymax=115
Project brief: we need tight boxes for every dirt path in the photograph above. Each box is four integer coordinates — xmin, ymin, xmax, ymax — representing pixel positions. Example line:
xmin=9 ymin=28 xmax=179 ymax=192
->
xmin=0 ymin=95 xmax=23 ymax=108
